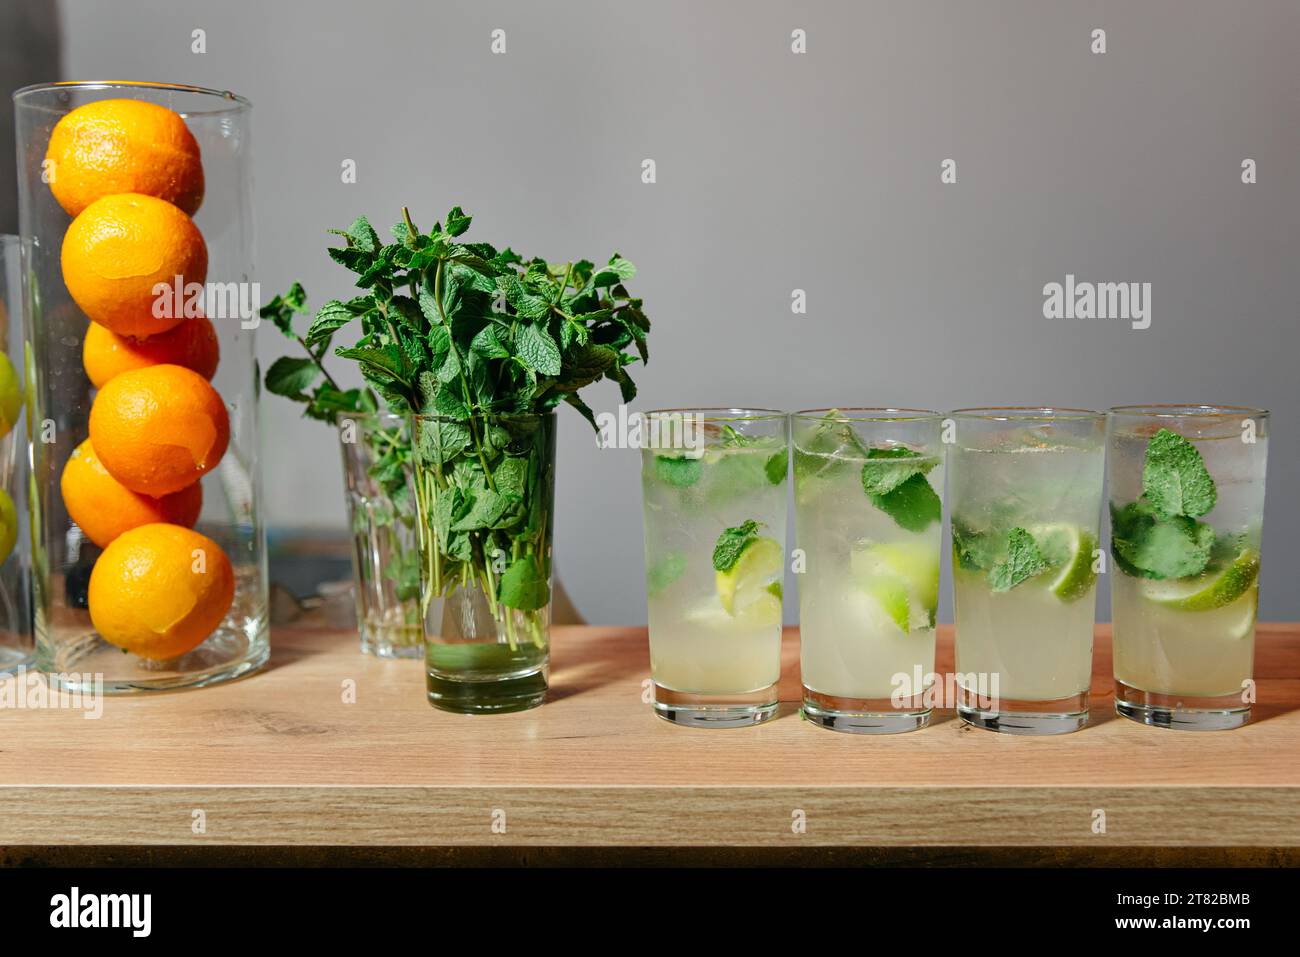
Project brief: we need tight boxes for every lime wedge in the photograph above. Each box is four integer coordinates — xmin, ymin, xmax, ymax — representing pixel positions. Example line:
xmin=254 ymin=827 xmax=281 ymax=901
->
xmin=864 ymin=576 xmax=912 ymax=633
xmin=850 ymin=540 xmax=940 ymax=631
xmin=1223 ymin=590 xmax=1258 ymax=640
xmin=1026 ymin=523 xmax=1098 ymax=603
xmin=1142 ymin=549 xmax=1261 ymax=611
xmin=715 ymin=536 xmax=783 ymax=617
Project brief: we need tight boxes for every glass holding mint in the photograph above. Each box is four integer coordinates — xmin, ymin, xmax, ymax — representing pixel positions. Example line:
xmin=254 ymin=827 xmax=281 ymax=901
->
xmin=640 ymin=410 xmax=789 ymax=727
xmin=264 ymin=205 xmax=651 ymax=712
xmin=792 ymin=409 xmax=945 ymax=733
xmin=949 ymin=408 xmax=1105 ymax=735
xmin=1108 ymin=406 xmax=1268 ymax=731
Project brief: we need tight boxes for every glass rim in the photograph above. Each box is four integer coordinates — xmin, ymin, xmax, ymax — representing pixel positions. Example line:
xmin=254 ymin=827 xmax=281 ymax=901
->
xmin=13 ymin=80 xmax=252 ymax=115
xmin=949 ymin=405 xmax=1104 ymax=422
xmin=1108 ymin=403 xmax=1270 ymax=419
xmin=411 ymin=410 xmax=556 ymax=422
xmin=643 ymin=407 xmax=786 ymax=422
xmin=793 ymin=406 xmax=943 ymax=422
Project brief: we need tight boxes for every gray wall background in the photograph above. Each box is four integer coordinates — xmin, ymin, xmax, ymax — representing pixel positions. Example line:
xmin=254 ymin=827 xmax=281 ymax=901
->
xmin=32 ymin=0 xmax=1300 ymax=622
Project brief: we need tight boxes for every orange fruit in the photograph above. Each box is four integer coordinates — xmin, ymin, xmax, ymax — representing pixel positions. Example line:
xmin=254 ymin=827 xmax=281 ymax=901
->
xmin=46 ymin=98 xmax=204 ymax=217
xmin=61 ymin=193 xmax=207 ymax=338
xmin=88 ymin=364 xmax=230 ymax=496
xmin=88 ymin=523 xmax=234 ymax=660
xmin=83 ymin=314 xmax=220 ymax=387
xmin=60 ymin=439 xmax=202 ymax=548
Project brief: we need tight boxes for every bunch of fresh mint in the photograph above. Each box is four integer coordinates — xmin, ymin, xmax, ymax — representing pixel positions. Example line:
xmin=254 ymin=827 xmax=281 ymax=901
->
xmin=261 ymin=206 xmax=648 ymax=426
xmin=261 ymin=206 xmax=650 ymax=646
xmin=1110 ymin=428 xmax=1220 ymax=580
xmin=794 ymin=412 xmax=941 ymax=531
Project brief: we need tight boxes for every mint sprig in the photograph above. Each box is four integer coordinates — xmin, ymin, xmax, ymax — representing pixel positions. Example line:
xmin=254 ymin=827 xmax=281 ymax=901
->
xmin=860 ymin=447 xmax=933 ymax=497
xmin=859 ymin=446 xmax=940 ymax=532
xmin=988 ymin=527 xmax=1047 ymax=592
xmin=1111 ymin=428 xmax=1219 ymax=581
xmin=870 ymin=474 xmax=941 ymax=532
xmin=1142 ymin=428 xmax=1216 ymax=518
xmin=646 ymin=552 xmax=688 ymax=597
xmin=1111 ymin=499 xmax=1216 ymax=580
xmin=654 ymin=455 xmax=702 ymax=488
xmin=712 ymin=520 xmax=762 ymax=572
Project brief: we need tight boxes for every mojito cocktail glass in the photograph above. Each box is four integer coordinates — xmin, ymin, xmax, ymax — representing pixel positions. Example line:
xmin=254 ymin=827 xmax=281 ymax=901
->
xmin=949 ymin=408 xmax=1105 ymax=734
xmin=640 ymin=409 xmax=788 ymax=727
xmin=1108 ymin=405 xmax=1268 ymax=731
xmin=792 ymin=409 xmax=945 ymax=733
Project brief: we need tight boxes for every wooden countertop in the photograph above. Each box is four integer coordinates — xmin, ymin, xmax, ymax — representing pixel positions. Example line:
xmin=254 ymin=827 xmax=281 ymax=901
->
xmin=1 ymin=622 xmax=1297 ymax=852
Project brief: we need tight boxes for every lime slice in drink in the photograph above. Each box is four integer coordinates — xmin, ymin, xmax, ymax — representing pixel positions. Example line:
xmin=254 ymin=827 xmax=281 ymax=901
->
xmin=715 ymin=536 xmax=783 ymax=625
xmin=1141 ymin=548 xmax=1261 ymax=612
xmin=1222 ymin=591 xmax=1258 ymax=640
xmin=850 ymin=540 xmax=940 ymax=632
xmin=864 ymin=577 xmax=911 ymax=633
xmin=1026 ymin=523 xmax=1098 ymax=603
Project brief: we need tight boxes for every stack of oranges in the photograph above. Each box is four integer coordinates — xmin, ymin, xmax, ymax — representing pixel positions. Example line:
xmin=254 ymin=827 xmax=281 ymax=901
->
xmin=50 ymin=99 xmax=235 ymax=661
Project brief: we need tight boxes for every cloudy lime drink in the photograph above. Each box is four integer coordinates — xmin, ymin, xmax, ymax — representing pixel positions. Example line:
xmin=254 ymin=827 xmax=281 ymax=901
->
xmin=792 ymin=410 xmax=944 ymax=733
xmin=640 ymin=410 xmax=788 ymax=727
xmin=949 ymin=408 xmax=1105 ymax=735
xmin=1108 ymin=407 xmax=1268 ymax=731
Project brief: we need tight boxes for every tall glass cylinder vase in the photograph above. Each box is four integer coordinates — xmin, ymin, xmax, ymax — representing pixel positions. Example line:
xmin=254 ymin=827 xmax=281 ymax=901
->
xmin=411 ymin=411 xmax=556 ymax=713
xmin=15 ymin=81 xmax=268 ymax=692
xmin=0 ymin=237 xmax=34 ymax=674
xmin=337 ymin=410 xmax=426 ymax=658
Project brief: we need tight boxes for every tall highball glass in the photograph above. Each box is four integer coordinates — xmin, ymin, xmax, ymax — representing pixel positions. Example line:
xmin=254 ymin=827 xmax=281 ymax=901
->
xmin=1108 ymin=405 xmax=1268 ymax=731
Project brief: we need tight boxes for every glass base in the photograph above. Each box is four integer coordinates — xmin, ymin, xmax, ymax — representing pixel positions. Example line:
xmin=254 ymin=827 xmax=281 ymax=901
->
xmin=957 ymin=686 xmax=1089 ymax=735
xmin=802 ymin=687 xmax=930 ymax=734
xmin=426 ymin=666 xmax=548 ymax=714
xmin=1114 ymin=680 xmax=1250 ymax=731
xmin=0 ymin=647 xmax=34 ymax=676
xmin=363 ymin=638 xmax=424 ymax=660
xmin=653 ymin=682 xmax=778 ymax=728
xmin=39 ymin=620 xmax=269 ymax=694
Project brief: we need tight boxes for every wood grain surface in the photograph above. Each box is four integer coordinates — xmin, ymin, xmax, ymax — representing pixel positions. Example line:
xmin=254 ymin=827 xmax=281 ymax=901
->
xmin=0 ymin=621 xmax=1296 ymax=849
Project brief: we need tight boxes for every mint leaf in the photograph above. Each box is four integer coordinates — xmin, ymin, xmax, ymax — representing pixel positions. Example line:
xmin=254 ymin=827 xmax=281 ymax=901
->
xmin=712 ymin=520 xmax=761 ymax=572
xmin=951 ymin=520 xmax=1001 ymax=572
xmin=451 ymin=488 xmax=513 ymax=532
xmin=306 ymin=299 xmax=359 ymax=347
xmin=1110 ymin=499 xmax=1215 ymax=580
xmin=654 ymin=455 xmax=702 ymax=488
xmin=443 ymin=206 xmax=472 ymax=238
xmin=869 ymin=473 xmax=940 ymax=532
xmin=719 ymin=424 xmax=756 ymax=447
xmin=501 ymin=276 xmax=551 ymax=320
xmin=344 ymin=216 xmax=380 ymax=253
xmin=988 ymin=527 xmax=1047 ymax=592
xmin=493 ymin=457 xmax=529 ymax=499
xmin=1143 ymin=428 xmax=1217 ymax=518
xmin=260 ymin=282 xmax=309 ymax=339
xmin=264 ymin=356 xmax=320 ymax=398
xmin=764 ymin=450 xmax=788 ymax=485
xmin=515 ymin=323 xmax=562 ymax=376
xmin=861 ymin=447 xmax=935 ymax=498
xmin=498 ymin=557 xmax=550 ymax=611
xmin=646 ymin=552 xmax=687 ymax=597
